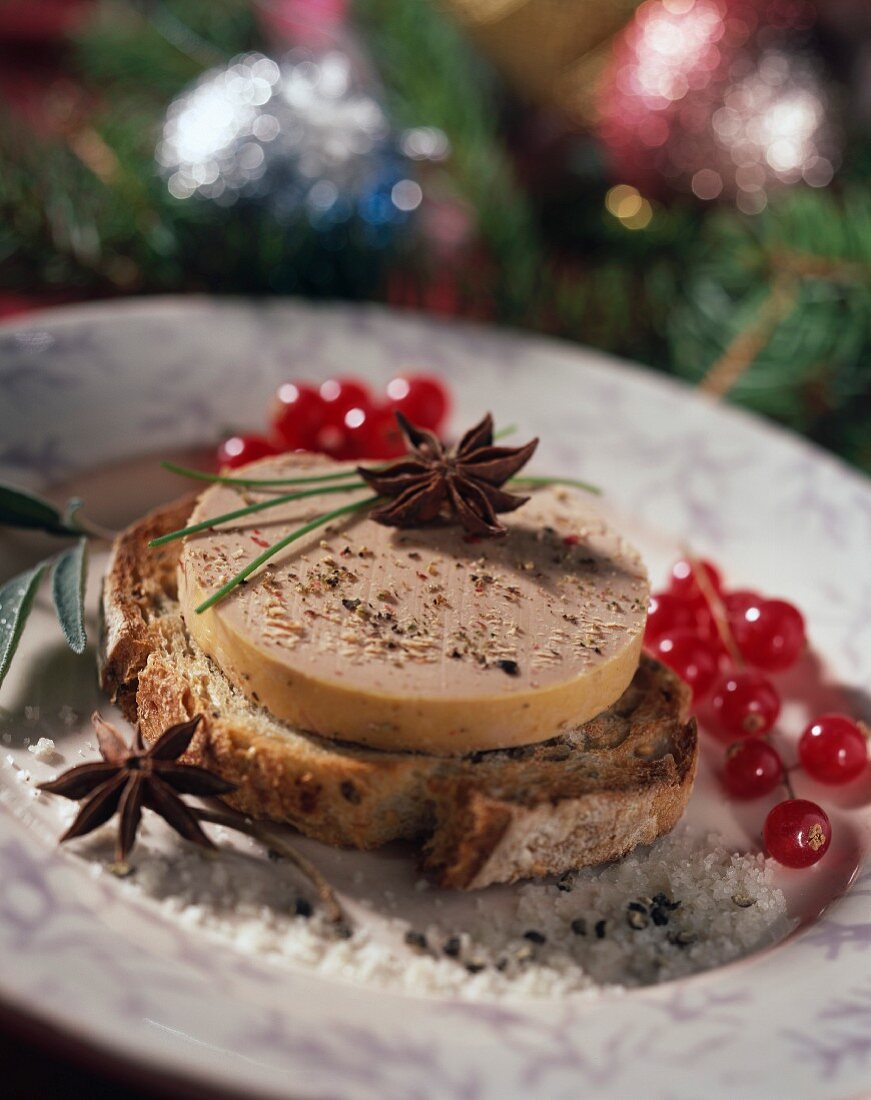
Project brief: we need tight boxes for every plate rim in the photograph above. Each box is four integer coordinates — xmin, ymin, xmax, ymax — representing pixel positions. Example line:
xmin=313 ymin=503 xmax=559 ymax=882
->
xmin=1 ymin=293 xmax=867 ymax=497
xmin=1 ymin=294 xmax=870 ymax=1100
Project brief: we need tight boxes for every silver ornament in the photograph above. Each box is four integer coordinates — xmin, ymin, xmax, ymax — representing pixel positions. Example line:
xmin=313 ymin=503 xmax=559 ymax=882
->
xmin=157 ymin=49 xmax=439 ymax=230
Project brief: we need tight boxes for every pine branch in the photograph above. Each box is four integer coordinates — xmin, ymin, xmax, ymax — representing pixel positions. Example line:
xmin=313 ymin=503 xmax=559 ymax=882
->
xmin=354 ymin=0 xmax=544 ymax=313
xmin=0 ymin=0 xmax=868 ymax=477
xmin=672 ymin=185 xmax=871 ymax=466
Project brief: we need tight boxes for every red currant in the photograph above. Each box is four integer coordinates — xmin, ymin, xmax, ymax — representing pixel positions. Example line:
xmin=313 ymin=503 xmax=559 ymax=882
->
xmin=710 ymin=669 xmax=781 ymax=741
xmin=319 ymin=377 xmax=372 ymax=425
xmin=385 ymin=373 xmax=450 ymax=431
xmin=668 ymin=558 xmax=722 ymax=603
xmin=723 ymin=589 xmax=763 ymax=620
xmin=731 ymin=598 xmax=806 ymax=672
xmin=644 ymin=591 xmax=700 ymax=644
xmin=764 ymin=799 xmax=831 ymax=868
xmin=356 ymin=405 xmax=407 ymax=459
xmin=271 ymin=382 xmax=325 ymax=450
xmin=314 ymin=422 xmax=354 ymax=461
xmin=723 ymin=740 xmax=784 ymax=799
xmin=314 ymin=405 xmax=406 ymax=461
xmin=651 ymin=630 xmax=720 ymax=703
xmin=337 ymin=405 xmax=392 ymax=460
xmin=216 ymin=434 xmax=277 ymax=469
xmin=799 ymin=714 xmax=868 ymax=785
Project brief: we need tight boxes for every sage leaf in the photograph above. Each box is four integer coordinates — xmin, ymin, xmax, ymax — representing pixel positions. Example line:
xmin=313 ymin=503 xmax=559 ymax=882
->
xmin=0 ymin=483 xmax=69 ymax=535
xmin=63 ymin=497 xmax=85 ymax=531
xmin=52 ymin=538 xmax=88 ymax=654
xmin=0 ymin=562 xmax=47 ymax=689
xmin=62 ymin=497 xmax=116 ymax=542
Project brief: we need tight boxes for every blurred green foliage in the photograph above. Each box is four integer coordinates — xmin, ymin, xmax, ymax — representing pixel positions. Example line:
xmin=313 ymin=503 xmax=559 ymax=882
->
xmin=0 ymin=0 xmax=868 ymax=471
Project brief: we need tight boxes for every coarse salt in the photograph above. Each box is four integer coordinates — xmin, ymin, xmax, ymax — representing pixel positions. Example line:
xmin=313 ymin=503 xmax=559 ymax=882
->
xmin=108 ymin=827 xmax=792 ymax=1001
xmin=28 ymin=737 xmax=57 ymax=762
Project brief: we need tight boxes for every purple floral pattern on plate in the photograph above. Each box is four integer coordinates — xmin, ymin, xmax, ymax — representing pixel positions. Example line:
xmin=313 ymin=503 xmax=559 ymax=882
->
xmin=0 ymin=297 xmax=870 ymax=1099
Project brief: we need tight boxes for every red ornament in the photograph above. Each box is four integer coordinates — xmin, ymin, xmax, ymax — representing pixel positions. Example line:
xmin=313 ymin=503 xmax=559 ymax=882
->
xmin=257 ymin=0 xmax=348 ymax=48
xmin=0 ymin=292 xmax=81 ymax=319
xmin=0 ymin=0 xmax=91 ymax=40
xmin=596 ymin=0 xmax=840 ymax=210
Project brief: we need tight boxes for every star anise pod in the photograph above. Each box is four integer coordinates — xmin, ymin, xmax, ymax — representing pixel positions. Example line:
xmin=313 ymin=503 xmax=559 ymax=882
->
xmin=38 ymin=713 xmax=236 ymax=862
xmin=358 ymin=412 xmax=539 ymax=538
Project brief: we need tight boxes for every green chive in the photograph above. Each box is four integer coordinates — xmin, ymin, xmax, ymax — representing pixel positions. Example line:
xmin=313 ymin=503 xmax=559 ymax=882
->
xmin=195 ymin=496 xmax=379 ymax=613
xmin=166 ymin=425 xmax=518 ymax=488
xmin=510 ymin=476 xmax=601 ymax=495
xmin=162 ymin=461 xmax=368 ymax=488
xmin=149 ymin=481 xmax=368 ymax=547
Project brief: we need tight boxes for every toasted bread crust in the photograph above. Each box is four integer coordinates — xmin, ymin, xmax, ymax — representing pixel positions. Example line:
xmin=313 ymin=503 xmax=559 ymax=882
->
xmin=98 ymin=494 xmax=195 ymax=716
xmin=100 ymin=497 xmax=698 ymax=888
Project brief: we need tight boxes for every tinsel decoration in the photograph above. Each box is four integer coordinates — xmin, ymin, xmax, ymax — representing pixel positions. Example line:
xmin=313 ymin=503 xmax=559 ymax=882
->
xmin=0 ymin=0 xmax=867 ymax=475
xmin=157 ymin=48 xmax=426 ymax=241
xmin=596 ymin=0 xmax=844 ymax=211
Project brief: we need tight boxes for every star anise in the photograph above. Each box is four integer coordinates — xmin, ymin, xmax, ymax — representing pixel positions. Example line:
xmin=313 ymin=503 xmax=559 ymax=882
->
xmin=358 ymin=412 xmax=539 ymax=538
xmin=38 ymin=713 xmax=236 ymax=862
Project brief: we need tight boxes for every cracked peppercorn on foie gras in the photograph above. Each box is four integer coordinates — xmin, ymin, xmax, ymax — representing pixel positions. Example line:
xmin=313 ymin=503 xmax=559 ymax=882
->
xmin=101 ymin=448 xmax=699 ymax=888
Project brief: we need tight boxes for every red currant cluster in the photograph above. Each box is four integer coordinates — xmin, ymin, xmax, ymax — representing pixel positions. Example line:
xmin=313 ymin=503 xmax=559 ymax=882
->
xmin=645 ymin=558 xmax=868 ymax=869
xmin=216 ymin=374 xmax=451 ymax=468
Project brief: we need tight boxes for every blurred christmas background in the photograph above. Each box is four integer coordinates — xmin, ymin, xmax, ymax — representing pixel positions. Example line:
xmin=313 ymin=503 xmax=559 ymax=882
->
xmin=0 ymin=0 xmax=869 ymax=470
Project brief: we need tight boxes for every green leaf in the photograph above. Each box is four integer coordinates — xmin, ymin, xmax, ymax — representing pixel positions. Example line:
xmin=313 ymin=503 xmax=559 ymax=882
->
xmin=0 ymin=483 xmax=69 ymax=535
xmin=63 ymin=497 xmax=85 ymax=531
xmin=0 ymin=562 xmax=47 ymax=690
xmin=52 ymin=538 xmax=88 ymax=655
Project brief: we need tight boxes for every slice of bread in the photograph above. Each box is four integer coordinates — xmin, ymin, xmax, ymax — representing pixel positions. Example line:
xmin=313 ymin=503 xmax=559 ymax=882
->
xmin=100 ymin=498 xmax=698 ymax=889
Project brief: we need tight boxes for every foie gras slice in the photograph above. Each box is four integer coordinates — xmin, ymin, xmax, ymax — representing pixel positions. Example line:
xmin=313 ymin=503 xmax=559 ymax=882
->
xmin=177 ymin=453 xmax=649 ymax=754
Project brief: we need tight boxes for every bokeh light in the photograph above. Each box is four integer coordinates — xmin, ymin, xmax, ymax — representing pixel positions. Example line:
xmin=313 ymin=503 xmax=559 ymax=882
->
xmin=605 ymin=184 xmax=655 ymax=228
xmin=596 ymin=0 xmax=842 ymax=211
xmin=158 ymin=49 xmax=447 ymax=233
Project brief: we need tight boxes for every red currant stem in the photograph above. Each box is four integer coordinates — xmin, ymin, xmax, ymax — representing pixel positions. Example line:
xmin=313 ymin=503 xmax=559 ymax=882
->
xmin=781 ymin=768 xmax=797 ymax=800
xmin=493 ymin=424 xmax=518 ymax=441
xmin=763 ymin=729 xmax=797 ymax=798
xmin=684 ymin=549 xmax=744 ymax=668
xmin=195 ymin=496 xmax=380 ymax=613
xmin=859 ymin=721 xmax=871 ymax=742
xmin=148 ymin=482 xmax=369 ymax=548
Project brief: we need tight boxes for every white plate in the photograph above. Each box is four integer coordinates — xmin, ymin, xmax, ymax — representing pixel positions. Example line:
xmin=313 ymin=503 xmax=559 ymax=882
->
xmin=1 ymin=297 xmax=870 ymax=1099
